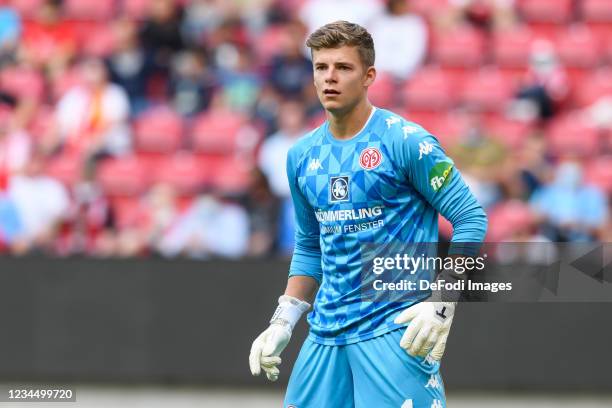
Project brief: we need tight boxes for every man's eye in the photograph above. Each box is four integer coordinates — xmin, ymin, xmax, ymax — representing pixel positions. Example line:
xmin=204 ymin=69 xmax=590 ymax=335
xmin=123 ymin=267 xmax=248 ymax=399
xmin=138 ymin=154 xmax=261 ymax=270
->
xmin=315 ymin=66 xmax=326 ymax=71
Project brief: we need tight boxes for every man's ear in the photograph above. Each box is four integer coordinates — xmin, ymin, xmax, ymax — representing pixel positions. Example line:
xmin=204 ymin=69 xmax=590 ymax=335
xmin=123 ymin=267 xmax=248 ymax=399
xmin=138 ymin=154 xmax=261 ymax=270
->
xmin=364 ymin=66 xmax=376 ymax=88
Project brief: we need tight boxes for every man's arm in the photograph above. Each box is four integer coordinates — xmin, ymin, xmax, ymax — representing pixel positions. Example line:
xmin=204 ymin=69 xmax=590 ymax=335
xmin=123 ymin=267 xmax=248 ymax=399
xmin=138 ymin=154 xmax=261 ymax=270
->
xmin=394 ymin=126 xmax=487 ymax=360
xmin=285 ymin=275 xmax=319 ymax=304
xmin=249 ymin=142 xmax=322 ymax=381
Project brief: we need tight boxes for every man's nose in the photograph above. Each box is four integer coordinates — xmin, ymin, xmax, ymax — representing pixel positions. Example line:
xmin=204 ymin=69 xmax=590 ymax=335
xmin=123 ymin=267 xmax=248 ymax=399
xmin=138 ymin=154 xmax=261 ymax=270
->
xmin=324 ymin=68 xmax=338 ymax=83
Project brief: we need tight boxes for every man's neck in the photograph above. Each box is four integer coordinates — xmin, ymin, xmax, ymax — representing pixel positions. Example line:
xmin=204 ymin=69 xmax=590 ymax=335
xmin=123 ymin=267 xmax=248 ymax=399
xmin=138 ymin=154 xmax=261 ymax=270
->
xmin=327 ymin=100 xmax=373 ymax=140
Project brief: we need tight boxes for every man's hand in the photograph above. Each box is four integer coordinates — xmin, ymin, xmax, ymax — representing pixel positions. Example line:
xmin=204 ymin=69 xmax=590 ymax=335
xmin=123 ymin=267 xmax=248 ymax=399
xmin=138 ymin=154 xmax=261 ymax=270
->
xmin=249 ymin=322 xmax=291 ymax=381
xmin=394 ymin=301 xmax=455 ymax=361
xmin=249 ymin=295 xmax=310 ymax=381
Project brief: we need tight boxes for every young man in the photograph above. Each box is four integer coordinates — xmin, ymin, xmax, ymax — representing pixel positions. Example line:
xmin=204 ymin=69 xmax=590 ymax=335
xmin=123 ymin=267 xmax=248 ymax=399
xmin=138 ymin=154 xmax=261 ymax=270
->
xmin=249 ymin=21 xmax=487 ymax=407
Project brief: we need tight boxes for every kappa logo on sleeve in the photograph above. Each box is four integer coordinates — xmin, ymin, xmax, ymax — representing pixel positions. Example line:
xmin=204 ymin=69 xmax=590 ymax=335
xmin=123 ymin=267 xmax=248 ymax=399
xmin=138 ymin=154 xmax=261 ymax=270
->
xmin=428 ymin=162 xmax=453 ymax=192
xmin=402 ymin=125 xmax=419 ymax=139
xmin=418 ymin=141 xmax=434 ymax=159
xmin=386 ymin=116 xmax=401 ymax=128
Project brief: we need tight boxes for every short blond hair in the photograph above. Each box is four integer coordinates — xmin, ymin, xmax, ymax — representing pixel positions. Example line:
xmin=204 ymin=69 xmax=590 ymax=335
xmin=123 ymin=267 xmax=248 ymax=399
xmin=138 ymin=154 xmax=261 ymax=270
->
xmin=306 ymin=20 xmax=375 ymax=68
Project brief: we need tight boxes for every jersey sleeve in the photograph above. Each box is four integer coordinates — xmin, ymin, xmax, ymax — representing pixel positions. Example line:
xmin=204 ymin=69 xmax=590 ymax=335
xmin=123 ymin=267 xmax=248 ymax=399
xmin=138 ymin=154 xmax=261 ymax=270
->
xmin=286 ymin=145 xmax=323 ymax=284
xmin=396 ymin=124 xmax=488 ymax=253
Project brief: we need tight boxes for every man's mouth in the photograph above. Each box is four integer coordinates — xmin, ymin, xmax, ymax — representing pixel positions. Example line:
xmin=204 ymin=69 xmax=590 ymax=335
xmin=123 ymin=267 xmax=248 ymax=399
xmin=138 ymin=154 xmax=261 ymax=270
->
xmin=323 ymin=89 xmax=340 ymax=95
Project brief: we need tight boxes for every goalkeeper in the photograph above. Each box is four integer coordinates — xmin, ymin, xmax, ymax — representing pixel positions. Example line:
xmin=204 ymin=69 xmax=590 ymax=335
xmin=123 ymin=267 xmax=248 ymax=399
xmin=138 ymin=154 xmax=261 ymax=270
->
xmin=249 ymin=21 xmax=487 ymax=408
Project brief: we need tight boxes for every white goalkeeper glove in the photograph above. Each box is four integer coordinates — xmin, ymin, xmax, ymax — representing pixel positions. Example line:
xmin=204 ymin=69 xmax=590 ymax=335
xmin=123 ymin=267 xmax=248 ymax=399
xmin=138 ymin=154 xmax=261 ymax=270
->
xmin=249 ymin=295 xmax=310 ymax=381
xmin=394 ymin=301 xmax=455 ymax=361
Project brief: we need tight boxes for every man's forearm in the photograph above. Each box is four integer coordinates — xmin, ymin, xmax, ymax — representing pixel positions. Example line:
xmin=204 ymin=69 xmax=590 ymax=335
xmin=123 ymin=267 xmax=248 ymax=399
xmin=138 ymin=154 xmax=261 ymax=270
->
xmin=285 ymin=275 xmax=319 ymax=304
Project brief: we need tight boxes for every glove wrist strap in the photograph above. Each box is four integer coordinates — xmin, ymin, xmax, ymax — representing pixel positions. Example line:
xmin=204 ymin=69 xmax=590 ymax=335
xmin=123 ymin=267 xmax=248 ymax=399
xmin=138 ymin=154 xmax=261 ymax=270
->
xmin=270 ymin=295 xmax=311 ymax=331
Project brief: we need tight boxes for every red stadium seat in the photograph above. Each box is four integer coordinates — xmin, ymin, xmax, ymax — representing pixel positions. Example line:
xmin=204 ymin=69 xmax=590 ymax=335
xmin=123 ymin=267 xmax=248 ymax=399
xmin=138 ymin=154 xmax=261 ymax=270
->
xmin=50 ymin=67 xmax=82 ymax=102
xmin=80 ymin=23 xmax=116 ymax=57
xmin=487 ymin=200 xmax=535 ymax=241
xmin=403 ymin=66 xmax=456 ymax=111
xmin=134 ymin=107 xmax=184 ymax=153
xmin=584 ymin=155 xmax=612 ymax=194
xmin=546 ymin=114 xmax=600 ymax=157
xmin=27 ymin=105 xmax=55 ymax=142
xmin=121 ymin=0 xmax=150 ymax=20
xmin=0 ymin=65 xmax=44 ymax=101
xmin=574 ymin=68 xmax=612 ymax=107
xmin=191 ymin=110 xmax=248 ymax=154
xmin=111 ymin=197 xmax=147 ymax=230
xmin=409 ymin=0 xmax=451 ymax=19
xmin=368 ymin=72 xmax=395 ymax=109
xmin=422 ymin=113 xmax=471 ymax=149
xmin=493 ymin=26 xmax=535 ymax=69
xmin=461 ymin=69 xmax=514 ymax=112
xmin=254 ymin=25 xmax=290 ymax=63
xmin=518 ymin=0 xmax=573 ymax=24
xmin=64 ymin=0 xmax=115 ymax=20
xmin=581 ymin=0 xmax=612 ymax=22
xmin=484 ymin=116 xmax=532 ymax=149
xmin=207 ymin=156 xmax=254 ymax=195
xmin=431 ymin=26 xmax=486 ymax=68
xmin=556 ymin=25 xmax=602 ymax=69
xmin=8 ymin=0 xmax=45 ymax=19
xmin=44 ymin=154 xmax=82 ymax=187
xmin=97 ymin=156 xmax=151 ymax=196
xmin=153 ymin=152 xmax=207 ymax=196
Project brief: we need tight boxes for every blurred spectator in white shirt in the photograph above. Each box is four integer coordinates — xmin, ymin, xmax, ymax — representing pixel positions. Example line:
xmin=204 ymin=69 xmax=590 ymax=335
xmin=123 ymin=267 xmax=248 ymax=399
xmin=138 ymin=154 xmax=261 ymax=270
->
xmin=44 ymin=58 xmax=132 ymax=160
xmin=6 ymin=155 xmax=70 ymax=253
xmin=371 ymin=0 xmax=427 ymax=80
xmin=157 ymin=195 xmax=249 ymax=259
xmin=299 ymin=0 xmax=383 ymax=36
xmin=258 ymin=100 xmax=308 ymax=198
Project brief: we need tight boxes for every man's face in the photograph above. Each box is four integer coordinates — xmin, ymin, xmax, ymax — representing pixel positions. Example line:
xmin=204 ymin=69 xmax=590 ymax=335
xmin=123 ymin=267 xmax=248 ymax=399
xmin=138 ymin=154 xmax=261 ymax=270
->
xmin=312 ymin=46 xmax=375 ymax=115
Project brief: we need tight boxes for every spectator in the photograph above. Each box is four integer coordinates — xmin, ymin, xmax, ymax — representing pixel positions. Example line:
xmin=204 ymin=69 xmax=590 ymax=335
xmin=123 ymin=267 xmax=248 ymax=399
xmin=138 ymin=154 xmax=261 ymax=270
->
xmin=0 ymin=109 xmax=32 ymax=182
xmin=441 ymin=0 xmax=517 ymax=31
xmin=0 ymin=7 xmax=20 ymax=65
xmin=19 ymin=0 xmax=76 ymax=70
xmin=370 ymin=0 xmax=428 ymax=80
xmin=140 ymin=0 xmax=185 ymax=73
xmin=268 ymin=22 xmax=312 ymax=98
xmin=299 ymin=0 xmax=383 ymax=35
xmin=245 ymin=169 xmax=280 ymax=257
xmin=157 ymin=194 xmax=249 ymax=259
xmin=107 ymin=18 xmax=155 ymax=115
xmin=530 ymin=160 xmax=608 ymax=242
xmin=216 ymin=45 xmax=261 ymax=113
xmin=513 ymin=40 xmax=570 ymax=123
xmin=3 ymin=154 xmax=70 ymax=254
xmin=169 ymin=49 xmax=216 ymax=117
xmin=258 ymin=100 xmax=308 ymax=198
xmin=44 ymin=58 xmax=131 ymax=167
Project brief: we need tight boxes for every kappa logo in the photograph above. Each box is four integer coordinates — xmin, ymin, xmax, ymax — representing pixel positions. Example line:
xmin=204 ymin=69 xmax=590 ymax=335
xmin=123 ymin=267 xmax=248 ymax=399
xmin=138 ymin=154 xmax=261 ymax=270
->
xmin=386 ymin=116 xmax=401 ymax=128
xmin=402 ymin=125 xmax=419 ymax=139
xmin=330 ymin=176 xmax=350 ymax=202
xmin=307 ymin=158 xmax=323 ymax=171
xmin=418 ymin=141 xmax=434 ymax=160
xmin=431 ymin=399 xmax=444 ymax=408
xmin=425 ymin=374 xmax=442 ymax=390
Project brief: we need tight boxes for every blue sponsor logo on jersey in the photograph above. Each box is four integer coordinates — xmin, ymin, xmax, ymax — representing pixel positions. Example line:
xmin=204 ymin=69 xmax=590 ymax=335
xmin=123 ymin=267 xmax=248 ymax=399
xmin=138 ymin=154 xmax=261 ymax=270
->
xmin=330 ymin=176 xmax=350 ymax=202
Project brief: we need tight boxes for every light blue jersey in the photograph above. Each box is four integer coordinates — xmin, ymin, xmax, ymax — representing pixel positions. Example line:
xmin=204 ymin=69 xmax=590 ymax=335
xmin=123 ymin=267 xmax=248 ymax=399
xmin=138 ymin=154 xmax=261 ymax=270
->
xmin=287 ymin=107 xmax=487 ymax=345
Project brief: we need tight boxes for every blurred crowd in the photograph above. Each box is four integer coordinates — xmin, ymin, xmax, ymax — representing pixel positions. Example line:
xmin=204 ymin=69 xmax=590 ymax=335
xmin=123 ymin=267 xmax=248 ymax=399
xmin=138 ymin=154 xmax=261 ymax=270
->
xmin=0 ymin=0 xmax=610 ymax=258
